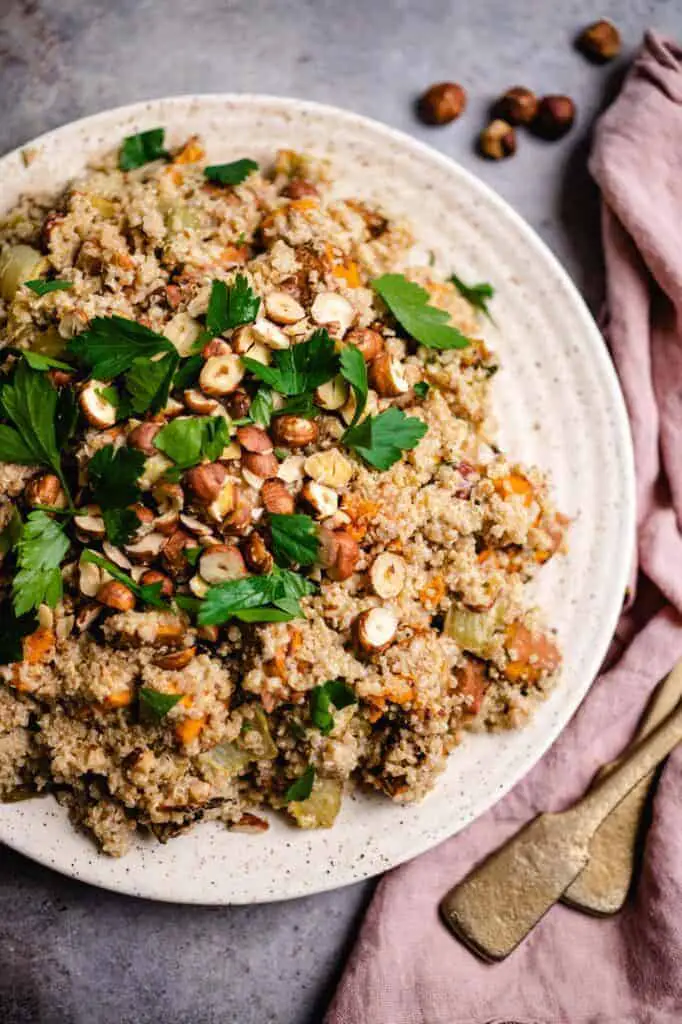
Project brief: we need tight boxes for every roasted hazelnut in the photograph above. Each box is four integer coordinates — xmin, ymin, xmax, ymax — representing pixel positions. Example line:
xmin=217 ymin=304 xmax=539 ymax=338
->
xmin=236 ymin=425 xmax=274 ymax=453
xmin=197 ymin=624 xmax=220 ymax=643
xmin=154 ymin=646 xmax=196 ymax=670
xmin=24 ymin=472 xmax=66 ymax=509
xmin=479 ymin=120 xmax=517 ymax=160
xmin=355 ymin=607 xmax=398 ymax=654
xmin=47 ymin=369 xmax=75 ymax=389
xmin=344 ymin=327 xmax=384 ymax=363
xmin=369 ymin=352 xmax=409 ymax=397
xmin=577 ymin=19 xmax=621 ymax=62
xmin=531 ymin=95 xmax=576 ymax=140
xmin=492 ymin=86 xmax=538 ymax=126
xmin=261 ymin=477 xmax=295 ymax=515
xmin=185 ymin=462 xmax=227 ymax=502
xmin=417 ymin=82 xmax=467 ymax=126
xmin=242 ymin=530 xmax=275 ymax=575
xmin=161 ymin=528 xmax=193 ymax=575
xmin=271 ymin=415 xmax=319 ymax=449
xmin=282 ymin=178 xmax=319 ymax=200
xmin=198 ymin=544 xmax=247 ymax=583
xmin=242 ymin=450 xmax=280 ymax=479
xmin=224 ymin=389 xmax=251 ymax=419
xmin=317 ymin=528 xmax=360 ymax=582
xmin=128 ymin=422 xmax=161 ymax=455
xmin=139 ymin=570 xmax=175 ymax=598
xmin=97 ymin=580 xmax=136 ymax=611
xmin=201 ymin=337 xmax=231 ymax=359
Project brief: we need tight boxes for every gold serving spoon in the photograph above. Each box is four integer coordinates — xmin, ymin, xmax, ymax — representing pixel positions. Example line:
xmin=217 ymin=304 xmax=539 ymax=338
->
xmin=562 ymin=661 xmax=682 ymax=915
xmin=440 ymin=692 xmax=682 ymax=961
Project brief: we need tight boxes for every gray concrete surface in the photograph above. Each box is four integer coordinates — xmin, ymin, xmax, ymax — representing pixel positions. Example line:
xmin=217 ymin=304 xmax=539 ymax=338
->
xmin=0 ymin=1 xmax=680 ymax=1022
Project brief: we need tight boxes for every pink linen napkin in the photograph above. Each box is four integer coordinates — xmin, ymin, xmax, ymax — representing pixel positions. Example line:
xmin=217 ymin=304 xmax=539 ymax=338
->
xmin=327 ymin=31 xmax=682 ymax=1024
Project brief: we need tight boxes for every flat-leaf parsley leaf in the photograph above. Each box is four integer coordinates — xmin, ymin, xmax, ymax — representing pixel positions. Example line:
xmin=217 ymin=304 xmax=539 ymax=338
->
xmin=204 ymin=159 xmax=259 ymax=186
xmin=310 ymin=680 xmax=357 ymax=734
xmin=242 ymin=328 xmax=338 ymax=395
xmin=139 ymin=687 xmax=184 ymax=721
xmin=119 ymin=128 xmax=168 ymax=171
xmin=284 ymin=765 xmax=315 ymax=803
xmin=339 ymin=345 xmax=368 ymax=426
xmin=449 ymin=273 xmax=495 ymax=320
xmin=205 ymin=276 xmax=261 ymax=336
xmin=343 ymin=406 xmax=427 ymax=471
xmin=270 ymin=514 xmax=319 ymax=567
xmin=68 ymin=315 xmax=176 ymax=380
xmin=12 ymin=511 xmax=70 ymax=616
xmin=154 ymin=416 xmax=230 ymax=468
xmin=25 ymin=279 xmax=73 ymax=297
xmin=372 ymin=273 xmax=471 ymax=350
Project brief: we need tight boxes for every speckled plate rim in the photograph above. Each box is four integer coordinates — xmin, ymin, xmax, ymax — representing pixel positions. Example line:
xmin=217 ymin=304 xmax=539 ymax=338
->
xmin=0 ymin=94 xmax=636 ymax=904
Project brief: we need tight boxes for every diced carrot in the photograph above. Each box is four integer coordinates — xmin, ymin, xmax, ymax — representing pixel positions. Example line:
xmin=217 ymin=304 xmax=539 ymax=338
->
xmin=332 ymin=261 xmax=361 ymax=288
xmin=495 ymin=473 xmax=534 ymax=506
xmin=288 ymin=627 xmax=303 ymax=656
xmin=288 ymin=198 xmax=318 ymax=213
xmin=219 ymin=245 xmax=248 ymax=266
xmin=504 ymin=623 xmax=561 ymax=684
xmin=104 ymin=689 xmax=133 ymax=709
xmin=22 ymin=628 xmax=55 ymax=665
xmin=419 ymin=575 xmax=446 ymax=610
xmin=175 ymin=717 xmax=205 ymax=746
xmin=477 ymin=548 xmax=496 ymax=566
xmin=455 ymin=657 xmax=488 ymax=714
xmin=173 ymin=135 xmax=205 ymax=165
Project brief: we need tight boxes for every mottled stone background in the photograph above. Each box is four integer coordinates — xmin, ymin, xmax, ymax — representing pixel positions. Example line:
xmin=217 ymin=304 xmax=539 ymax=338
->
xmin=0 ymin=2 xmax=680 ymax=1022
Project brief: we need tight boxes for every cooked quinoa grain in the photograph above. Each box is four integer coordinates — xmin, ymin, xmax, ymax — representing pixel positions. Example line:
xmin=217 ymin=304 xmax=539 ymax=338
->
xmin=0 ymin=132 xmax=567 ymax=854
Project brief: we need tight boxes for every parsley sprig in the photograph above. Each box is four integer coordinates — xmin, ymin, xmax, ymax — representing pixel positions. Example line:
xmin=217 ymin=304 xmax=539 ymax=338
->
xmin=310 ymin=680 xmax=357 ymax=735
xmin=119 ymin=128 xmax=168 ymax=171
xmin=12 ymin=512 xmax=70 ymax=616
xmin=343 ymin=407 xmax=427 ymax=471
xmin=88 ymin=444 xmax=145 ymax=545
xmin=242 ymin=329 xmax=337 ymax=395
xmin=25 ymin=279 xmax=73 ymax=297
xmin=449 ymin=273 xmax=495 ymax=320
xmin=197 ymin=568 xmax=315 ymax=626
xmin=154 ymin=416 xmax=230 ymax=472
xmin=270 ymin=514 xmax=319 ymax=568
xmin=339 ymin=345 xmax=368 ymax=426
xmin=284 ymin=766 xmax=315 ymax=803
xmin=139 ymin=688 xmax=184 ymax=721
xmin=206 ymin=275 xmax=261 ymax=336
xmin=204 ymin=159 xmax=259 ymax=186
xmin=372 ymin=274 xmax=471 ymax=350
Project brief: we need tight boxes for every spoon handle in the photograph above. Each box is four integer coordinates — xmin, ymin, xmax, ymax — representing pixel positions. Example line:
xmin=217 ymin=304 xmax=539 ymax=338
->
xmin=567 ymin=698 xmax=682 ymax=838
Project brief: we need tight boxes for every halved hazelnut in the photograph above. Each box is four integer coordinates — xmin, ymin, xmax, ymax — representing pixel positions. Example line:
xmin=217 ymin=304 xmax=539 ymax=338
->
xmin=124 ymin=531 xmax=166 ymax=563
xmin=299 ymin=480 xmax=339 ymax=519
xmin=303 ymin=448 xmax=353 ymax=488
xmin=199 ymin=354 xmax=245 ymax=396
xmin=242 ymin=450 xmax=280 ymax=478
xmin=185 ymin=463 xmax=227 ymax=502
xmin=231 ymin=326 xmax=258 ymax=354
xmin=355 ymin=607 xmax=398 ymax=653
xmin=128 ymin=422 xmax=161 ymax=455
xmin=139 ymin=453 xmax=173 ymax=490
xmin=345 ymin=327 xmax=384 ymax=362
xmin=369 ymin=552 xmax=406 ymax=599
xmin=73 ymin=511 xmax=106 ymax=540
xmin=251 ymin=318 xmax=290 ymax=351
xmin=369 ymin=352 xmax=409 ymax=397
xmin=80 ymin=380 xmax=117 ymax=428
xmin=314 ymin=375 xmax=349 ymax=411
xmin=75 ymin=602 xmax=103 ymax=632
xmin=479 ymin=119 xmax=517 ymax=159
xmin=97 ymin=580 xmax=136 ymax=611
xmin=207 ymin=478 xmax=238 ymax=522
xmin=140 ymin=569 xmax=174 ymax=597
xmin=152 ymin=481 xmax=184 ymax=514
xmin=154 ymin=510 xmax=180 ymax=535
xmin=236 ymin=425 xmax=273 ymax=453
xmin=79 ymin=557 xmax=102 ymax=597
xmin=179 ymin=513 xmax=213 ymax=536
xmin=24 ymin=472 xmax=66 ymax=509
xmin=202 ymin=338 xmax=231 ymax=359
xmin=183 ymin=389 xmax=220 ymax=415
xmin=222 ymin=488 xmax=254 ymax=535
xmin=189 ymin=574 xmax=210 ymax=598
xmin=310 ymin=291 xmax=354 ymax=337
xmin=160 ymin=397 xmax=186 ymax=420
xmin=224 ymin=389 xmax=251 ymax=419
xmin=261 ymin=477 xmax=295 ymax=514
xmin=264 ymin=291 xmax=305 ymax=325
xmin=199 ymin=544 xmax=247 ymax=583
xmin=102 ymin=541 xmax=133 ymax=570
xmin=318 ymin=528 xmax=360 ymax=581
xmin=154 ymin=646 xmax=196 ymax=669
xmin=271 ymin=415 xmax=318 ymax=449
xmin=241 ymin=530 xmax=275 ymax=575
xmin=276 ymin=455 xmax=305 ymax=485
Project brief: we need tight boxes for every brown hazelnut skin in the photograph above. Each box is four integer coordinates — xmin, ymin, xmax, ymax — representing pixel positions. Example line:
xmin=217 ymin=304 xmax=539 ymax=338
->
xmin=224 ymin=389 xmax=251 ymax=419
xmin=531 ymin=96 xmax=576 ymax=140
xmin=493 ymin=87 xmax=538 ymax=126
xmin=24 ymin=472 xmax=67 ymax=509
xmin=479 ymin=120 xmax=517 ymax=160
xmin=139 ymin=570 xmax=175 ymax=598
xmin=417 ymin=82 xmax=467 ymax=126
xmin=577 ymin=20 xmax=621 ymax=62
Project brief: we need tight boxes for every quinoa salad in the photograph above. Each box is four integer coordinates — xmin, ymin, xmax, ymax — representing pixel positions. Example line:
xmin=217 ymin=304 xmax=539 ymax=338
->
xmin=0 ymin=130 xmax=567 ymax=856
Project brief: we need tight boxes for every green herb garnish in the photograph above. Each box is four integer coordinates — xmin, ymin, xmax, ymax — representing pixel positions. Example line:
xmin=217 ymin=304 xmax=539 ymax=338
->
xmin=119 ymin=128 xmax=168 ymax=171
xmin=21 ymin=351 xmax=73 ymax=372
xmin=242 ymin=328 xmax=337 ymax=396
xmin=173 ymin=354 xmax=204 ymax=392
xmin=339 ymin=345 xmax=368 ymax=426
xmin=25 ymin=279 xmax=73 ymax=297
xmin=139 ymin=687 xmax=183 ymax=721
xmin=343 ymin=406 xmax=427 ymax=471
xmin=372 ymin=274 xmax=471 ymax=350
xmin=284 ymin=765 xmax=315 ymax=803
xmin=197 ymin=568 xmax=315 ymax=626
xmin=0 ymin=361 xmax=72 ymax=504
xmin=12 ymin=511 xmax=70 ymax=616
xmin=88 ymin=444 xmax=145 ymax=545
xmin=310 ymin=680 xmax=357 ymax=735
xmin=249 ymin=388 xmax=274 ymax=428
xmin=68 ymin=315 xmax=176 ymax=380
xmin=204 ymin=159 xmax=259 ymax=187
xmin=449 ymin=274 xmax=495 ymax=320
xmin=125 ymin=352 xmax=179 ymax=415
xmin=413 ymin=381 xmax=430 ymax=399
xmin=273 ymin=392 xmax=317 ymax=419
xmin=154 ymin=416 xmax=230 ymax=469
xmin=205 ymin=276 xmax=261 ymax=336
xmin=270 ymin=514 xmax=319 ymax=568
xmin=185 ymin=546 xmax=202 ymax=568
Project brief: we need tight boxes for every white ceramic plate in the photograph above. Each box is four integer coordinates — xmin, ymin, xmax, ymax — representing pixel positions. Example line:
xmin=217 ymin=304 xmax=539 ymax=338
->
xmin=0 ymin=95 xmax=635 ymax=903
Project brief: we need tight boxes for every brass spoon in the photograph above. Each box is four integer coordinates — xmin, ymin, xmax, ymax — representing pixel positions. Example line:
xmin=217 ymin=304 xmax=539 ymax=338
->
xmin=440 ymin=696 xmax=682 ymax=961
xmin=562 ymin=661 xmax=682 ymax=915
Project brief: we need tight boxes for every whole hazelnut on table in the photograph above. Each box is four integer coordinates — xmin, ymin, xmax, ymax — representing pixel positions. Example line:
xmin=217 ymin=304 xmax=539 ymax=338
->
xmin=493 ymin=86 xmax=538 ymax=126
xmin=577 ymin=19 xmax=621 ymax=62
xmin=479 ymin=120 xmax=517 ymax=160
xmin=532 ymin=95 xmax=576 ymax=140
xmin=417 ymin=82 xmax=467 ymax=126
